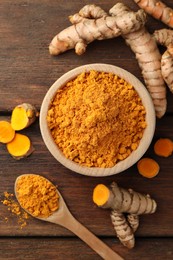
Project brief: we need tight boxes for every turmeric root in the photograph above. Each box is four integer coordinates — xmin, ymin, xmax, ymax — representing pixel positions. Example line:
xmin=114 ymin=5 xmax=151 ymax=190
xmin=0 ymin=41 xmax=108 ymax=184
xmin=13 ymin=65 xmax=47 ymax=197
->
xmin=154 ymin=138 xmax=173 ymax=157
xmin=160 ymin=45 xmax=173 ymax=93
xmin=111 ymin=3 xmax=167 ymax=118
xmin=153 ymin=29 xmax=173 ymax=93
xmin=93 ymin=182 xmax=157 ymax=248
xmin=49 ymin=3 xmax=167 ymax=118
xmin=134 ymin=0 xmax=173 ymax=28
xmin=137 ymin=157 xmax=160 ymax=178
xmin=111 ymin=210 xmax=135 ymax=249
xmin=153 ymin=29 xmax=173 ymax=47
xmin=0 ymin=121 xmax=15 ymax=143
xmin=127 ymin=214 xmax=139 ymax=232
xmin=49 ymin=4 xmax=146 ymax=55
xmin=6 ymin=133 xmax=34 ymax=160
xmin=11 ymin=103 xmax=38 ymax=131
xmin=93 ymin=182 xmax=157 ymax=214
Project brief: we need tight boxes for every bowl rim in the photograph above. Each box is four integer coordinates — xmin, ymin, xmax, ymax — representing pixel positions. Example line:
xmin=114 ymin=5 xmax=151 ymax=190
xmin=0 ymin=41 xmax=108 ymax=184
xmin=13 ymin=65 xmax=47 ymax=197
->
xmin=40 ymin=63 xmax=156 ymax=177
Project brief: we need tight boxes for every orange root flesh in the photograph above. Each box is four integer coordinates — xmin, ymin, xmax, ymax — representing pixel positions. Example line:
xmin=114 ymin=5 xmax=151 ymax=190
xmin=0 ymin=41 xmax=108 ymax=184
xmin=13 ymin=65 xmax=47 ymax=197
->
xmin=154 ymin=138 xmax=173 ymax=157
xmin=11 ymin=103 xmax=38 ymax=131
xmin=137 ymin=158 xmax=160 ymax=178
xmin=11 ymin=107 xmax=29 ymax=131
xmin=93 ymin=184 xmax=110 ymax=206
xmin=0 ymin=121 xmax=15 ymax=143
xmin=6 ymin=133 xmax=33 ymax=159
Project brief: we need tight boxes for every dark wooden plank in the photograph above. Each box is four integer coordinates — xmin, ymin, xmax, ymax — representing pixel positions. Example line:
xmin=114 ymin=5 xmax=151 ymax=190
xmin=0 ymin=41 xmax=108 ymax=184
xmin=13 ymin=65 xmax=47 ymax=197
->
xmin=0 ymin=237 xmax=172 ymax=260
xmin=0 ymin=0 xmax=173 ymax=112
xmin=0 ymin=116 xmax=173 ymax=236
xmin=1 ymin=1 xmax=173 ymax=258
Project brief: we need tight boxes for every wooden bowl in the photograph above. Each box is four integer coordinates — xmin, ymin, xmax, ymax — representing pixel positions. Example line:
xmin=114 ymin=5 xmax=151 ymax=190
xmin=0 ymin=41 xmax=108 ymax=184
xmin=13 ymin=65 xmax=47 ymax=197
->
xmin=40 ymin=64 xmax=156 ymax=176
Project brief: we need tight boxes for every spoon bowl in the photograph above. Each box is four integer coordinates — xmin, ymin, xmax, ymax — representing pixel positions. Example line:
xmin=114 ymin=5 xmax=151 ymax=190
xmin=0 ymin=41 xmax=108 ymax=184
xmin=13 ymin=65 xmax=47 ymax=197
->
xmin=15 ymin=174 xmax=123 ymax=260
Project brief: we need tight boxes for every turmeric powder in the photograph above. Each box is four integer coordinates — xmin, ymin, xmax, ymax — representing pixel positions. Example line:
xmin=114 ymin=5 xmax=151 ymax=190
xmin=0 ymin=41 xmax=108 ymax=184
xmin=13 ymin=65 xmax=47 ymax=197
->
xmin=15 ymin=174 xmax=59 ymax=218
xmin=47 ymin=70 xmax=146 ymax=168
xmin=1 ymin=192 xmax=29 ymax=228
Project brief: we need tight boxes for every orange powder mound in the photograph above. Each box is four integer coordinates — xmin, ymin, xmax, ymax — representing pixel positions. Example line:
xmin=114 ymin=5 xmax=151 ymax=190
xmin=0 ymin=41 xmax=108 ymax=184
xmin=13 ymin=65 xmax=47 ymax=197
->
xmin=47 ymin=70 xmax=146 ymax=168
xmin=16 ymin=175 xmax=59 ymax=218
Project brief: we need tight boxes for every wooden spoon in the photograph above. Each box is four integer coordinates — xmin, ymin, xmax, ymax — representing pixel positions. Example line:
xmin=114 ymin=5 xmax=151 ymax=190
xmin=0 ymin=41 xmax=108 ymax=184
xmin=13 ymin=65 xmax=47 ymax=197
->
xmin=14 ymin=174 xmax=123 ymax=260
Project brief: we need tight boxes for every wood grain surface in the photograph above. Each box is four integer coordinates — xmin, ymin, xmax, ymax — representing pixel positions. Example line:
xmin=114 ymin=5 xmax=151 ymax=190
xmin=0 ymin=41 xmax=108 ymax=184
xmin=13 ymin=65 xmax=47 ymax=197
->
xmin=0 ymin=1 xmax=173 ymax=259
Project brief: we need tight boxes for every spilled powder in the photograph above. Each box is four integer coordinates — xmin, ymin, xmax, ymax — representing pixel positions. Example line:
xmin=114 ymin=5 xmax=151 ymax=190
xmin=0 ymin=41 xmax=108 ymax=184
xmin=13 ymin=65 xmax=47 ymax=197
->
xmin=1 ymin=191 xmax=29 ymax=229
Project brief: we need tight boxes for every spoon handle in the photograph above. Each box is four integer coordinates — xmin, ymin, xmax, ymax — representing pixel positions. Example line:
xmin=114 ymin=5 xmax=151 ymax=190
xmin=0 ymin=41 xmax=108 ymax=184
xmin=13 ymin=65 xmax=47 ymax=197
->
xmin=62 ymin=214 xmax=124 ymax=260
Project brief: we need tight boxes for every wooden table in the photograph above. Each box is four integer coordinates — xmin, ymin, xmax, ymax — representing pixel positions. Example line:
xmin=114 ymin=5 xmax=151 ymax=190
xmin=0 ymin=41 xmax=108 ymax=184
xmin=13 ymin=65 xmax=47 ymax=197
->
xmin=0 ymin=1 xmax=173 ymax=259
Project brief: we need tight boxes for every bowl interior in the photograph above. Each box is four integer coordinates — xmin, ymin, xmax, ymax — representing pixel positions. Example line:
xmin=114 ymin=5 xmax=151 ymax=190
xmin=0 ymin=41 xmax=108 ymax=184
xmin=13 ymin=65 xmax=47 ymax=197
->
xmin=40 ymin=63 xmax=156 ymax=177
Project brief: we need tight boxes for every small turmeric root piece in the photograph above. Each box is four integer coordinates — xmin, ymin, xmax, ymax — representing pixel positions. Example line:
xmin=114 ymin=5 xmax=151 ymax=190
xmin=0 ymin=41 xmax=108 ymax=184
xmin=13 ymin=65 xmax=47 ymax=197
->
xmin=137 ymin=157 xmax=160 ymax=178
xmin=93 ymin=182 xmax=157 ymax=248
xmin=134 ymin=0 xmax=173 ymax=28
xmin=153 ymin=29 xmax=173 ymax=93
xmin=161 ymin=44 xmax=173 ymax=93
xmin=153 ymin=29 xmax=173 ymax=47
xmin=6 ymin=133 xmax=34 ymax=160
xmin=154 ymin=138 xmax=173 ymax=157
xmin=11 ymin=103 xmax=38 ymax=131
xmin=127 ymin=214 xmax=139 ymax=232
xmin=0 ymin=121 xmax=15 ymax=143
xmin=111 ymin=210 xmax=135 ymax=249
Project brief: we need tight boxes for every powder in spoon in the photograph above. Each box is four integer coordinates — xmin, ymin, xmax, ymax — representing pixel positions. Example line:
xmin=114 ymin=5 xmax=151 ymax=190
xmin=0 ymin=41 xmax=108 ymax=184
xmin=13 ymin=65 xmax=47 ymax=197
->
xmin=16 ymin=175 xmax=59 ymax=218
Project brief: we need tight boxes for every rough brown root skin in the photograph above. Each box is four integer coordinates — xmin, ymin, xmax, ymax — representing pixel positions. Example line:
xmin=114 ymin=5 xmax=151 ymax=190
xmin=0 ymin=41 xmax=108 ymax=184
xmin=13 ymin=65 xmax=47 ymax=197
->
xmin=122 ymin=26 xmax=167 ymax=118
xmin=6 ymin=133 xmax=34 ymax=160
xmin=127 ymin=214 xmax=139 ymax=232
xmin=0 ymin=121 xmax=15 ymax=144
xmin=161 ymin=46 xmax=173 ymax=93
xmin=11 ymin=103 xmax=38 ymax=131
xmin=111 ymin=210 xmax=135 ymax=249
xmin=78 ymin=4 xmax=108 ymax=19
xmin=152 ymin=29 xmax=173 ymax=93
xmin=153 ymin=29 xmax=173 ymax=47
xmin=49 ymin=3 xmax=146 ymax=56
xmin=134 ymin=0 xmax=173 ymax=28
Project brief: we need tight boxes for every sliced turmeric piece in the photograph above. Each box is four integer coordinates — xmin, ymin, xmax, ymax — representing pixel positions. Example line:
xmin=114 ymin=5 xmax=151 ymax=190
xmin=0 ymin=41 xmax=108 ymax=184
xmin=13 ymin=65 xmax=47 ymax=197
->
xmin=11 ymin=103 xmax=38 ymax=131
xmin=6 ymin=133 xmax=34 ymax=160
xmin=154 ymin=138 xmax=173 ymax=157
xmin=93 ymin=184 xmax=110 ymax=206
xmin=0 ymin=121 xmax=15 ymax=143
xmin=137 ymin=158 xmax=160 ymax=178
